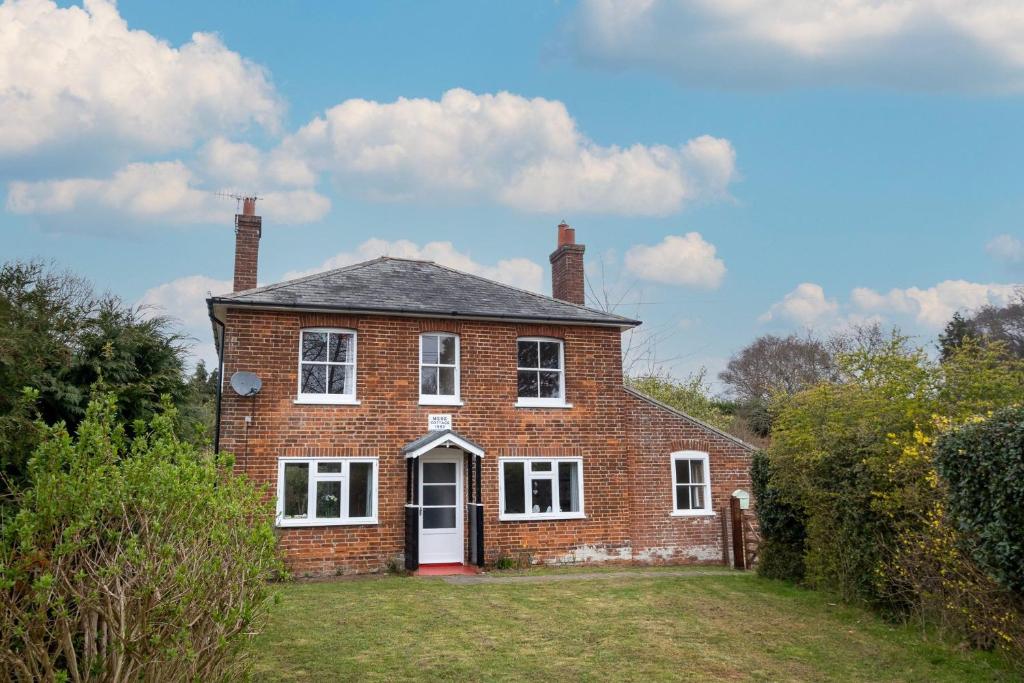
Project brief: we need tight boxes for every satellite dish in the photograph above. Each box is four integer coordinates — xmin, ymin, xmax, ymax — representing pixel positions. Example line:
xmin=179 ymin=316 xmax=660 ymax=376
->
xmin=230 ymin=371 xmax=262 ymax=397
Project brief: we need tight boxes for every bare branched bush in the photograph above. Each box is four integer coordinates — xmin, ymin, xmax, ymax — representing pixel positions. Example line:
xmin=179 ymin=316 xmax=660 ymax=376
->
xmin=0 ymin=394 xmax=282 ymax=682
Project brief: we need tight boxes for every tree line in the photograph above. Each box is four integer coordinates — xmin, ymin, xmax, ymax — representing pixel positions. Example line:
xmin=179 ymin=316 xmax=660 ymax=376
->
xmin=0 ymin=260 xmax=218 ymax=500
xmin=629 ymin=296 xmax=1024 ymax=445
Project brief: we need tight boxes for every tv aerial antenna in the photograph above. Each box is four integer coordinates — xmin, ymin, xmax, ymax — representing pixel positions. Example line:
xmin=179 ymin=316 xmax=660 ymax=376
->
xmin=215 ymin=191 xmax=262 ymax=214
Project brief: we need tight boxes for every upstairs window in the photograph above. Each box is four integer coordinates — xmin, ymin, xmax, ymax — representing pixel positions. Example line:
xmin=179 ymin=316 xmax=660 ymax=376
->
xmin=297 ymin=329 xmax=357 ymax=404
xmin=420 ymin=333 xmax=461 ymax=405
xmin=500 ymin=458 xmax=584 ymax=521
xmin=672 ymin=451 xmax=712 ymax=516
xmin=516 ymin=338 xmax=567 ymax=407
xmin=277 ymin=457 xmax=377 ymax=526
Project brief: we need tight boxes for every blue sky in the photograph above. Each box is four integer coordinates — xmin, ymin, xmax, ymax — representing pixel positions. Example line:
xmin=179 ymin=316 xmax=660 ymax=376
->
xmin=3 ymin=0 xmax=1022 ymax=390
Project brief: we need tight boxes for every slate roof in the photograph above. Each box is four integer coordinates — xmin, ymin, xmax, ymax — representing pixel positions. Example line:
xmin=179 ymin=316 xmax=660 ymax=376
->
xmin=208 ymin=257 xmax=639 ymax=328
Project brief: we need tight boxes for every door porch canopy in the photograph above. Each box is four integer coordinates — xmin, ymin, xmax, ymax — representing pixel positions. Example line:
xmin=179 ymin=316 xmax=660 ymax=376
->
xmin=400 ymin=429 xmax=485 ymax=571
xmin=400 ymin=429 xmax=485 ymax=460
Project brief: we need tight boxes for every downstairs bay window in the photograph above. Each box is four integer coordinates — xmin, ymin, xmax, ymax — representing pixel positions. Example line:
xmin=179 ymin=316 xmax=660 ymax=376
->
xmin=277 ymin=457 xmax=378 ymax=526
xmin=499 ymin=458 xmax=584 ymax=521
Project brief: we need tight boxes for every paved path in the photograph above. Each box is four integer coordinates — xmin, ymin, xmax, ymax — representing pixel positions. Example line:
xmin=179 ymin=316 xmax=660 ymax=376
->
xmin=441 ymin=568 xmax=742 ymax=585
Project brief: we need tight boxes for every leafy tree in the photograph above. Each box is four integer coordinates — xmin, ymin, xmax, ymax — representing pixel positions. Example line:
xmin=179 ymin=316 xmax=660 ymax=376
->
xmin=627 ymin=369 xmax=732 ymax=432
xmin=177 ymin=361 xmax=220 ymax=445
xmin=58 ymin=298 xmax=188 ymax=430
xmin=0 ymin=394 xmax=281 ymax=681
xmin=941 ymin=295 xmax=1024 ymax=361
xmin=938 ymin=312 xmax=976 ymax=362
xmin=0 ymin=260 xmax=194 ymax=494
xmin=0 ymin=261 xmax=94 ymax=493
xmin=970 ymin=298 xmax=1024 ymax=358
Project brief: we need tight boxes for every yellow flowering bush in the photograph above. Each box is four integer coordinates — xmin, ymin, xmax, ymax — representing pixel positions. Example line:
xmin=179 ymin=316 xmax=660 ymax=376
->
xmin=764 ymin=334 xmax=1024 ymax=660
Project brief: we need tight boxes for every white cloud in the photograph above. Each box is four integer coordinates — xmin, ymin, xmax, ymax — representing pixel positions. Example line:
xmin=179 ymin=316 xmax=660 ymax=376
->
xmin=762 ymin=278 xmax=1021 ymax=332
xmin=281 ymin=88 xmax=737 ymax=215
xmin=623 ymin=232 xmax=726 ymax=288
xmin=197 ymin=137 xmax=317 ymax=189
xmin=852 ymin=280 xmax=1020 ymax=327
xmin=283 ymin=238 xmax=545 ymax=293
xmin=137 ymin=274 xmax=232 ymax=368
xmin=569 ymin=0 xmax=1024 ymax=92
xmin=986 ymin=234 xmax=1024 ymax=264
xmin=6 ymin=160 xmax=330 ymax=226
xmin=139 ymin=275 xmax=232 ymax=328
xmin=0 ymin=0 xmax=280 ymax=159
xmin=760 ymin=283 xmax=839 ymax=325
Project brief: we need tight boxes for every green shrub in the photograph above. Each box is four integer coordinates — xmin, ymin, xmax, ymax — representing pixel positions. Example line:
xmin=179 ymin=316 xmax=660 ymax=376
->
xmin=767 ymin=335 xmax=1024 ymax=606
xmin=493 ymin=555 xmax=518 ymax=571
xmin=750 ymin=451 xmax=806 ymax=581
xmin=936 ymin=406 xmax=1024 ymax=593
xmin=0 ymin=394 xmax=283 ymax=682
xmin=627 ymin=371 xmax=733 ymax=432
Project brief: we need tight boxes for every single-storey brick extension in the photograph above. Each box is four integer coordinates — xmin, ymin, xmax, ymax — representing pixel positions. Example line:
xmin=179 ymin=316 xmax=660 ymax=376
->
xmin=209 ymin=200 xmax=755 ymax=575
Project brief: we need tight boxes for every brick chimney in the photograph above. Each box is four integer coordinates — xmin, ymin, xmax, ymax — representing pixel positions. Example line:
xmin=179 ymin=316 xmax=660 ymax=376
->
xmin=233 ymin=197 xmax=261 ymax=292
xmin=549 ymin=221 xmax=586 ymax=305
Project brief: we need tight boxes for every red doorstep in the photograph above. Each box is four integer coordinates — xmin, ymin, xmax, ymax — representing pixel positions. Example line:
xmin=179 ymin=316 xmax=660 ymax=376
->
xmin=413 ymin=563 xmax=481 ymax=577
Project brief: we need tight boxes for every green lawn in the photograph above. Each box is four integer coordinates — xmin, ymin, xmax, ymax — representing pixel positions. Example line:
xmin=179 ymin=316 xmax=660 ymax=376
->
xmin=251 ymin=568 xmax=1017 ymax=682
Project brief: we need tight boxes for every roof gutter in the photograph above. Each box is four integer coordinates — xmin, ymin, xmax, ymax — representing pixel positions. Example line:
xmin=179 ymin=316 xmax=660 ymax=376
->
xmin=206 ymin=298 xmax=641 ymax=330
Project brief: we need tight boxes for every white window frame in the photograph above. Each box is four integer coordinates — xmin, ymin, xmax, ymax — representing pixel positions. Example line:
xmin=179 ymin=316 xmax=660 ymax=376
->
xmin=498 ymin=457 xmax=585 ymax=521
xmin=294 ymin=328 xmax=360 ymax=405
xmin=670 ymin=450 xmax=713 ymax=517
xmin=419 ymin=332 xmax=463 ymax=406
xmin=276 ymin=457 xmax=378 ymax=527
xmin=514 ymin=337 xmax=571 ymax=408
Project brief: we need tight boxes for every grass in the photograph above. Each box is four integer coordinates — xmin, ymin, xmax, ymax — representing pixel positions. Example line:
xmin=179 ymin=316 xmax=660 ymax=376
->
xmin=250 ymin=568 xmax=1017 ymax=682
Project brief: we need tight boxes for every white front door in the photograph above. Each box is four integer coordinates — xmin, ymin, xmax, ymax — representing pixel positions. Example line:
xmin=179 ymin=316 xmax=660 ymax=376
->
xmin=419 ymin=450 xmax=464 ymax=564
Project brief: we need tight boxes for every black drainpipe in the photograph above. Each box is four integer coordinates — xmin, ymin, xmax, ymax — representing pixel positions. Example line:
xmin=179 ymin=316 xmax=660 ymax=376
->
xmin=211 ymin=308 xmax=226 ymax=454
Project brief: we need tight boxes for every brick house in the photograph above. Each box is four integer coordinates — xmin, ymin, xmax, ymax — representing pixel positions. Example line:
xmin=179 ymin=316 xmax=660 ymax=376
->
xmin=208 ymin=201 xmax=755 ymax=575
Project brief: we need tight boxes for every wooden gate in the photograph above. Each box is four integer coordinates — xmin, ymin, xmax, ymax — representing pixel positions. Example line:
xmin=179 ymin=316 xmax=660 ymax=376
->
xmin=729 ymin=496 xmax=760 ymax=570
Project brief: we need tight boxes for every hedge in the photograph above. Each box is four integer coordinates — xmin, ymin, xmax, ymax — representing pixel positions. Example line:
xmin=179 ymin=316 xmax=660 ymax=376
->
xmin=936 ymin=405 xmax=1024 ymax=593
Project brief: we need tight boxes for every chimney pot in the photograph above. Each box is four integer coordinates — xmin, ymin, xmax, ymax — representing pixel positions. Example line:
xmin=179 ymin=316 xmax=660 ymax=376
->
xmin=557 ymin=221 xmax=575 ymax=248
xmin=242 ymin=196 xmax=257 ymax=216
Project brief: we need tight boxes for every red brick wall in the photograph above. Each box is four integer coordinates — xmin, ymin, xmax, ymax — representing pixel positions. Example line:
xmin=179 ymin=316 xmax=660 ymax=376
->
xmin=218 ymin=307 xmax=754 ymax=575
xmin=623 ymin=390 xmax=755 ymax=566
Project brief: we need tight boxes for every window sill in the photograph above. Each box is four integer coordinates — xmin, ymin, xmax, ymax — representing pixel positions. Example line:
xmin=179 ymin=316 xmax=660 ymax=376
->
xmin=418 ymin=397 xmax=464 ymax=407
xmin=277 ymin=517 xmax=378 ymax=528
xmin=670 ymin=510 xmax=716 ymax=518
xmin=514 ymin=399 xmax=573 ymax=409
xmin=499 ymin=512 xmax=587 ymax=522
xmin=293 ymin=396 xmax=361 ymax=406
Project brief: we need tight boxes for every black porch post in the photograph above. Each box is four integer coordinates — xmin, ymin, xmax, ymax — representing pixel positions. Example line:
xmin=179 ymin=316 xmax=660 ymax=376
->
xmin=405 ymin=457 xmax=419 ymax=571
xmin=474 ymin=454 xmax=485 ymax=567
